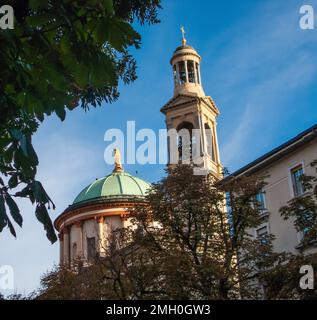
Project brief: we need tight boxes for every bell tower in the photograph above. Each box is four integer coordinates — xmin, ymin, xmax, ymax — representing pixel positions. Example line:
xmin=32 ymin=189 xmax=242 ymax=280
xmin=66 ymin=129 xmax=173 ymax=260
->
xmin=161 ymin=28 xmax=222 ymax=177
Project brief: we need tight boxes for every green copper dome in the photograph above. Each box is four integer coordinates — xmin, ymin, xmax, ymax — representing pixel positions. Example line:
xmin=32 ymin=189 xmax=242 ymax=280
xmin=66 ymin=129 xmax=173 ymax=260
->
xmin=73 ymin=171 xmax=151 ymax=205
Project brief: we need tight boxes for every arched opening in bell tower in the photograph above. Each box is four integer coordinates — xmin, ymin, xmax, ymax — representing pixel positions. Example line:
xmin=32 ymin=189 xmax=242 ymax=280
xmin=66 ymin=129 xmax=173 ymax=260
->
xmin=204 ymin=123 xmax=215 ymax=162
xmin=177 ymin=121 xmax=194 ymax=162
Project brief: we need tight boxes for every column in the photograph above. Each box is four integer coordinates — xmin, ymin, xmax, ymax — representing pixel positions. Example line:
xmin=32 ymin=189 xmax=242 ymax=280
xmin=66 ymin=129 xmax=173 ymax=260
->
xmin=120 ymin=212 xmax=127 ymax=229
xmin=58 ymin=233 xmax=64 ymax=265
xmin=184 ymin=60 xmax=189 ymax=83
xmin=76 ymin=221 xmax=83 ymax=259
xmin=213 ymin=121 xmax=221 ymax=164
xmin=198 ymin=107 xmax=207 ymax=157
xmin=175 ymin=63 xmax=180 ymax=85
xmin=97 ymin=216 xmax=104 ymax=254
xmin=63 ymin=227 xmax=70 ymax=266
xmin=198 ymin=65 xmax=202 ymax=85
xmin=194 ymin=62 xmax=198 ymax=84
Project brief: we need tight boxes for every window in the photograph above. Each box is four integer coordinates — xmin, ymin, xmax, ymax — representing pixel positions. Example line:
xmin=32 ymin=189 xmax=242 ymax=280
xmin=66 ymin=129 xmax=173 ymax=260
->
xmin=178 ymin=61 xmax=186 ymax=84
xmin=255 ymin=191 xmax=266 ymax=214
xmin=87 ymin=237 xmax=96 ymax=261
xmin=255 ymin=224 xmax=269 ymax=244
xmin=297 ymin=212 xmax=314 ymax=244
xmin=187 ymin=61 xmax=195 ymax=83
xmin=291 ymin=165 xmax=304 ymax=197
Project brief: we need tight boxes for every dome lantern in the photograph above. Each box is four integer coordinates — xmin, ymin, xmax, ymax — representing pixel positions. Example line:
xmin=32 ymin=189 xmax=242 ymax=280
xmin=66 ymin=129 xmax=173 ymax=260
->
xmin=170 ymin=27 xmax=205 ymax=97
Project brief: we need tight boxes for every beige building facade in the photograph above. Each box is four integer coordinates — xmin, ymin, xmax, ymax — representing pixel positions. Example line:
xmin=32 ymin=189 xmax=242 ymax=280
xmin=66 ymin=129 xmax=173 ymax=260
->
xmin=230 ymin=124 xmax=317 ymax=255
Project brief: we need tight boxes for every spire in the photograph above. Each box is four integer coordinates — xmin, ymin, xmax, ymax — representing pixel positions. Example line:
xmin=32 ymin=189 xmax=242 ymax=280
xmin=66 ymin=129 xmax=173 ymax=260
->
xmin=181 ymin=25 xmax=186 ymax=46
xmin=113 ymin=148 xmax=123 ymax=173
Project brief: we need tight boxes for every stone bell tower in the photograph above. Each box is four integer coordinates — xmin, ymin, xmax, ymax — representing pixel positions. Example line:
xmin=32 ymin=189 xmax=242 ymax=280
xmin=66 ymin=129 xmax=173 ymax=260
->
xmin=161 ymin=27 xmax=222 ymax=178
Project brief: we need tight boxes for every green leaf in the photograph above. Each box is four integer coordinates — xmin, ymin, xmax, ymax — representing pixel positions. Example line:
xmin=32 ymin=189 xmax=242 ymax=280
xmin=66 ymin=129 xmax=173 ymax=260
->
xmin=55 ymin=106 xmax=66 ymax=121
xmin=29 ymin=0 xmax=47 ymax=10
xmin=102 ymin=0 xmax=113 ymax=14
xmin=96 ymin=17 xmax=110 ymax=44
xmin=14 ymin=149 xmax=36 ymax=179
xmin=5 ymin=193 xmax=23 ymax=227
xmin=35 ymin=204 xmax=57 ymax=244
xmin=7 ymin=218 xmax=16 ymax=238
xmin=26 ymin=138 xmax=39 ymax=166
xmin=60 ymin=34 xmax=71 ymax=54
xmin=108 ymin=19 xmax=140 ymax=52
xmin=0 ymin=194 xmax=7 ymax=232
xmin=15 ymin=185 xmax=35 ymax=204
xmin=3 ymin=143 xmax=15 ymax=163
xmin=32 ymin=181 xmax=48 ymax=203
xmin=9 ymin=129 xmax=23 ymax=141
xmin=20 ymin=135 xmax=28 ymax=157
xmin=19 ymin=135 xmax=39 ymax=166
xmin=8 ymin=174 xmax=19 ymax=188
xmin=26 ymin=15 xmax=50 ymax=27
xmin=0 ymin=137 xmax=11 ymax=149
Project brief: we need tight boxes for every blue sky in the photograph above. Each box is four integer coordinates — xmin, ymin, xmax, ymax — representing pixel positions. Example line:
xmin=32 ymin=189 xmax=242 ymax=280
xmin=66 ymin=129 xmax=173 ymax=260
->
xmin=1 ymin=0 xmax=317 ymax=295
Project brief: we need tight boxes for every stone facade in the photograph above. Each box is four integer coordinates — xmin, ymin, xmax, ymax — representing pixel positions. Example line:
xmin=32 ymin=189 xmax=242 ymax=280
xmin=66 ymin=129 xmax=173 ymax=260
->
xmin=230 ymin=124 xmax=317 ymax=255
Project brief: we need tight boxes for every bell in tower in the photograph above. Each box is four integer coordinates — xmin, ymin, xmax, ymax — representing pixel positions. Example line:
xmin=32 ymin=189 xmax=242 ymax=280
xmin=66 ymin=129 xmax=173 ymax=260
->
xmin=161 ymin=27 xmax=222 ymax=178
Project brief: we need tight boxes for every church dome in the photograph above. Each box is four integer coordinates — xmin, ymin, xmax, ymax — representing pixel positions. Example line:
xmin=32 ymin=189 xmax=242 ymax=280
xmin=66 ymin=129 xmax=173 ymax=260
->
xmin=73 ymin=171 xmax=151 ymax=205
xmin=170 ymin=44 xmax=201 ymax=64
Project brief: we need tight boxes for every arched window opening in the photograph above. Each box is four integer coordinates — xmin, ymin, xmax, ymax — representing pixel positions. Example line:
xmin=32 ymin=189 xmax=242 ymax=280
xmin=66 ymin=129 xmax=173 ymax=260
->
xmin=177 ymin=122 xmax=194 ymax=161
xmin=205 ymin=123 xmax=215 ymax=161
xmin=187 ymin=61 xmax=195 ymax=83
xmin=178 ymin=61 xmax=186 ymax=84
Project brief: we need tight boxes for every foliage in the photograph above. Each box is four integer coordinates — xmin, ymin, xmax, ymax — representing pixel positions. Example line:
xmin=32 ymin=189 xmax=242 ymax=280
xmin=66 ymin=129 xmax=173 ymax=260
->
xmin=259 ymin=253 xmax=317 ymax=299
xmin=0 ymin=0 xmax=161 ymax=242
xmin=36 ymin=165 xmax=293 ymax=299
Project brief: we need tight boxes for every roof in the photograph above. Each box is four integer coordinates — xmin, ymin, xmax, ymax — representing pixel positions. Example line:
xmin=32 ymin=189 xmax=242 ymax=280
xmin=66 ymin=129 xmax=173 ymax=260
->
xmin=227 ymin=123 xmax=317 ymax=178
xmin=72 ymin=171 xmax=151 ymax=206
xmin=174 ymin=44 xmax=195 ymax=52
xmin=170 ymin=43 xmax=201 ymax=65
xmin=160 ymin=93 xmax=219 ymax=115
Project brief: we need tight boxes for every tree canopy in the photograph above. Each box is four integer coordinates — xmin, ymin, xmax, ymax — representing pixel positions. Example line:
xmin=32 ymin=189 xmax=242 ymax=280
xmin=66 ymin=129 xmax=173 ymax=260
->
xmin=0 ymin=0 xmax=161 ymax=242
xmin=35 ymin=165 xmax=313 ymax=300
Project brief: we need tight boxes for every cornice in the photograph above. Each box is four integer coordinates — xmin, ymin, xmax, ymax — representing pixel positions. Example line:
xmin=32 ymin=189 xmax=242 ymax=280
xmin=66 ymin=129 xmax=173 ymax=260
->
xmin=54 ymin=199 xmax=148 ymax=231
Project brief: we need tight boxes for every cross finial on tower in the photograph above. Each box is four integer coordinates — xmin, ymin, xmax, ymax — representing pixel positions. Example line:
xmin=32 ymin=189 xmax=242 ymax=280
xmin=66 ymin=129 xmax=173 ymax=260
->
xmin=181 ymin=26 xmax=186 ymax=46
xmin=113 ymin=148 xmax=123 ymax=172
